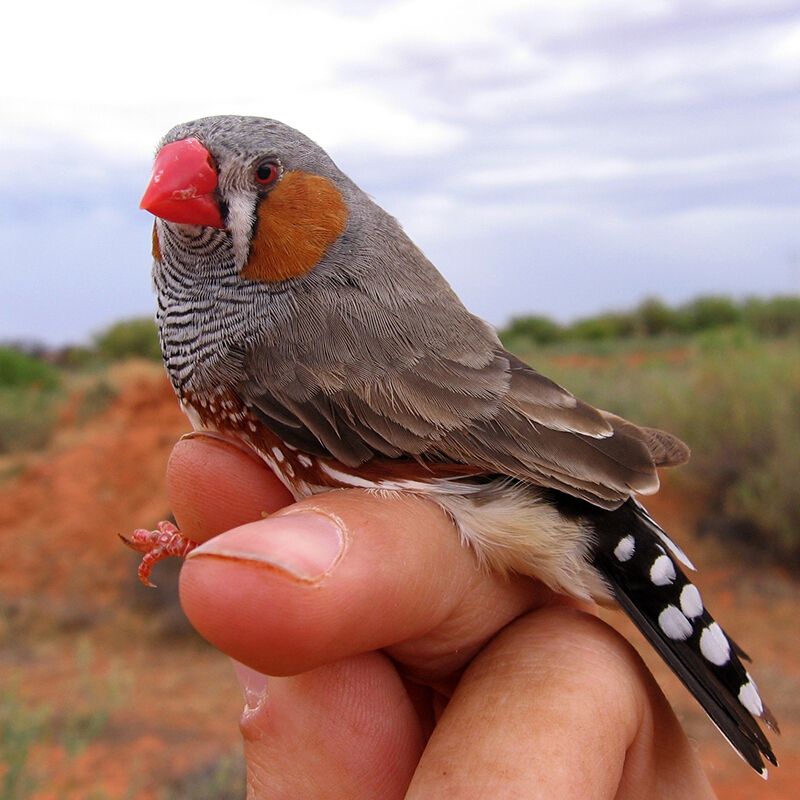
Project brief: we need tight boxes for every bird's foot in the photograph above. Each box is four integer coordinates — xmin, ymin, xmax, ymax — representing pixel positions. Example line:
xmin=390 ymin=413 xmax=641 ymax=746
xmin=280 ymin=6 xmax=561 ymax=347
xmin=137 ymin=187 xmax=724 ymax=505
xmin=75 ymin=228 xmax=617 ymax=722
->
xmin=119 ymin=521 xmax=198 ymax=588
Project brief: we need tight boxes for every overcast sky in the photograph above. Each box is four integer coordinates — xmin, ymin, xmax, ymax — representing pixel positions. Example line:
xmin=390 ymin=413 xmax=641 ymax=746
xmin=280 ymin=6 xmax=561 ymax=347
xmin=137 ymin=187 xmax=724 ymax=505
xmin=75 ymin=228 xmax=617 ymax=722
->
xmin=2 ymin=0 xmax=799 ymax=345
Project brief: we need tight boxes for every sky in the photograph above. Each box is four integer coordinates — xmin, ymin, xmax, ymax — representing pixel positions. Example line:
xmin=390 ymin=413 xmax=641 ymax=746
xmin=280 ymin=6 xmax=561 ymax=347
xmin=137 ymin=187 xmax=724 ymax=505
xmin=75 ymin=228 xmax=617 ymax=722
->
xmin=2 ymin=0 xmax=799 ymax=345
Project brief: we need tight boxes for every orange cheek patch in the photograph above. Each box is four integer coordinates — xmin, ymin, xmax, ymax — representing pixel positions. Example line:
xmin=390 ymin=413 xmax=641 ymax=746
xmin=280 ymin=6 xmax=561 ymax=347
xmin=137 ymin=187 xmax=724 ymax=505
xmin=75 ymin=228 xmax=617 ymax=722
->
xmin=152 ymin=223 xmax=162 ymax=262
xmin=241 ymin=171 xmax=348 ymax=283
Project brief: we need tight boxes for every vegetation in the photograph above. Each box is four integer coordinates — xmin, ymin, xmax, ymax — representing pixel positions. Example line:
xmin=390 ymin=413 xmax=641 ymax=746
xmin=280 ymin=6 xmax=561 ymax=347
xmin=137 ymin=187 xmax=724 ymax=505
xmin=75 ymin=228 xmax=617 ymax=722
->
xmin=508 ymin=330 xmax=800 ymax=566
xmin=0 ymin=347 xmax=60 ymax=391
xmin=92 ymin=317 xmax=161 ymax=363
xmin=500 ymin=294 xmax=800 ymax=347
xmin=0 ymin=643 xmax=128 ymax=800
xmin=0 ymin=347 xmax=62 ymax=453
xmin=0 ymin=318 xmax=157 ymax=454
xmin=162 ymin=749 xmax=246 ymax=800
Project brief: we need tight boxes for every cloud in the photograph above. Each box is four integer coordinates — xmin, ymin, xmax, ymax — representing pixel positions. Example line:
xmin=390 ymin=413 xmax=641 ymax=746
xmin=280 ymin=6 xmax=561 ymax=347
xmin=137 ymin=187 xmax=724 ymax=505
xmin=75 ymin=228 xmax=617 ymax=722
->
xmin=2 ymin=0 xmax=799 ymax=344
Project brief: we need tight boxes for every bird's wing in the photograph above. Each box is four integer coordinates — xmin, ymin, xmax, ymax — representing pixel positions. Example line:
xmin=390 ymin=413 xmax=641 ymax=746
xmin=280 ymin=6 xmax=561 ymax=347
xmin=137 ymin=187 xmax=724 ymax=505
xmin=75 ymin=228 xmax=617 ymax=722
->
xmin=238 ymin=282 xmax=687 ymax=508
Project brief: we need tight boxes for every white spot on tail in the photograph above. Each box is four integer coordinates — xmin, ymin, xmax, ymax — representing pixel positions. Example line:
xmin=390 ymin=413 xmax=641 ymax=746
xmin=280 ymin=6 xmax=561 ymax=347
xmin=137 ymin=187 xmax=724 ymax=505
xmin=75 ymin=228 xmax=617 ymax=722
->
xmin=650 ymin=554 xmax=676 ymax=586
xmin=298 ymin=454 xmax=313 ymax=467
xmin=679 ymin=584 xmax=704 ymax=618
xmin=738 ymin=675 xmax=764 ymax=717
xmin=658 ymin=605 xmax=692 ymax=640
xmin=614 ymin=535 xmax=635 ymax=562
xmin=700 ymin=623 xmax=731 ymax=666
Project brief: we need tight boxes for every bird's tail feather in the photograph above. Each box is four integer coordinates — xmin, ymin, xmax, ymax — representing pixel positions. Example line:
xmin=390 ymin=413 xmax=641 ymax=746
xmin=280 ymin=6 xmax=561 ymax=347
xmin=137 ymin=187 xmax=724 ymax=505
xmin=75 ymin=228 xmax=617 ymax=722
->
xmin=587 ymin=500 xmax=778 ymax=776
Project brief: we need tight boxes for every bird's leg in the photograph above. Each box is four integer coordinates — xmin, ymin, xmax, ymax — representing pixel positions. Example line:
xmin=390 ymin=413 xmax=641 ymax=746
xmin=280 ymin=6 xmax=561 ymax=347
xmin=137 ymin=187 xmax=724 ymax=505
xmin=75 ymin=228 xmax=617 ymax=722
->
xmin=118 ymin=521 xmax=198 ymax=588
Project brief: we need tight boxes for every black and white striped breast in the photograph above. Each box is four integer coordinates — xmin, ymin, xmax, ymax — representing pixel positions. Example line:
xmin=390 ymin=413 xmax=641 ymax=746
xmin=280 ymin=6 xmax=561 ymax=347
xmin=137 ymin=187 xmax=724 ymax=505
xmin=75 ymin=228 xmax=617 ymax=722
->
xmin=153 ymin=221 xmax=265 ymax=395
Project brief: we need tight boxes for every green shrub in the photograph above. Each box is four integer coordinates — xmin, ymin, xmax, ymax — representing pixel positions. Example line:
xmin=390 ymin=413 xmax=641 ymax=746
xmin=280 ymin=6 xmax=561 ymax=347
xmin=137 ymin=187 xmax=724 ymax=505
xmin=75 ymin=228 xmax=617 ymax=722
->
xmin=633 ymin=297 xmax=682 ymax=337
xmin=568 ymin=311 xmax=637 ymax=341
xmin=93 ymin=318 xmax=161 ymax=362
xmin=742 ymin=296 xmax=800 ymax=337
xmin=502 ymin=315 xmax=563 ymax=347
xmin=0 ymin=348 xmax=61 ymax=454
xmin=499 ymin=294 xmax=799 ymax=350
xmin=0 ymin=347 xmax=60 ymax=391
xmin=680 ymin=295 xmax=742 ymax=332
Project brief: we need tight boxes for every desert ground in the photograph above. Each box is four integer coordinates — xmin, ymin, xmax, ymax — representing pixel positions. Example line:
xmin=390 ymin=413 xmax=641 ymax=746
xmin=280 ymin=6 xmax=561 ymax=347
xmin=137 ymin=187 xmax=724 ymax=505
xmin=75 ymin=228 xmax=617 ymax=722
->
xmin=1 ymin=361 xmax=797 ymax=798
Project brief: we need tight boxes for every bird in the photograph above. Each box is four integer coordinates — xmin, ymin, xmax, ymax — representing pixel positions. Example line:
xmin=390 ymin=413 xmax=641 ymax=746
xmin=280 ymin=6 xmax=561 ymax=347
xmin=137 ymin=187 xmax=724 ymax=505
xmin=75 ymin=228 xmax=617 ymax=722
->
xmin=125 ymin=114 xmax=778 ymax=777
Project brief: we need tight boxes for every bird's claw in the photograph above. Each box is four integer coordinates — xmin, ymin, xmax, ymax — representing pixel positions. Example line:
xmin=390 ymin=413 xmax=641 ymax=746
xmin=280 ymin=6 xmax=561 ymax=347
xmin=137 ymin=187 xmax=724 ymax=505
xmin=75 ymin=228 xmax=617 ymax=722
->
xmin=119 ymin=521 xmax=198 ymax=587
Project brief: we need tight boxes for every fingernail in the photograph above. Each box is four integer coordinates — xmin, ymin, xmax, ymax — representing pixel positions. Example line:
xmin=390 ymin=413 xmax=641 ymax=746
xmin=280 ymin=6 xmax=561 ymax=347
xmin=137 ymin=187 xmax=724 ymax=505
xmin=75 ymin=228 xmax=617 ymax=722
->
xmin=187 ymin=512 xmax=345 ymax=581
xmin=231 ymin=659 xmax=268 ymax=711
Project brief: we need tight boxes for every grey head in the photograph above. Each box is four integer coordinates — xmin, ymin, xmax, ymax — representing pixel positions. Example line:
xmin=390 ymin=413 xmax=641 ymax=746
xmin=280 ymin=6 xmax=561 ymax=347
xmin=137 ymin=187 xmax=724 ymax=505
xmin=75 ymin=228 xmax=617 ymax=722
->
xmin=143 ymin=114 xmax=495 ymax=397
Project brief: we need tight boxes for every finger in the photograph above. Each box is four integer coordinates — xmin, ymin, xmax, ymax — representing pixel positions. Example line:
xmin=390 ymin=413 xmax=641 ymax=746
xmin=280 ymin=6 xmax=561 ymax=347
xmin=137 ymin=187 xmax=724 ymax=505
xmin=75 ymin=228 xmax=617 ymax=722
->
xmin=179 ymin=489 xmax=544 ymax=678
xmin=406 ymin=607 xmax=715 ymax=800
xmin=167 ymin=434 xmax=292 ymax=541
xmin=237 ymin=652 xmax=423 ymax=799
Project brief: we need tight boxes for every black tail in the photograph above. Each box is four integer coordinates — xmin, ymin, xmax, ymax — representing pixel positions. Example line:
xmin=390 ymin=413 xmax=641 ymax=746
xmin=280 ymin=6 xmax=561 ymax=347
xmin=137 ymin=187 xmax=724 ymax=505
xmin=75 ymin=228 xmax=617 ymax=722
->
xmin=586 ymin=499 xmax=778 ymax=776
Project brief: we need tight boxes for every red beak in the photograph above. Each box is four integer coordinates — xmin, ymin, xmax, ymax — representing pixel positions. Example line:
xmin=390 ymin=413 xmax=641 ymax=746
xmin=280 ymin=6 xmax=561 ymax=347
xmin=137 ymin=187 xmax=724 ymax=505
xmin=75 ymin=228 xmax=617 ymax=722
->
xmin=140 ymin=138 xmax=225 ymax=228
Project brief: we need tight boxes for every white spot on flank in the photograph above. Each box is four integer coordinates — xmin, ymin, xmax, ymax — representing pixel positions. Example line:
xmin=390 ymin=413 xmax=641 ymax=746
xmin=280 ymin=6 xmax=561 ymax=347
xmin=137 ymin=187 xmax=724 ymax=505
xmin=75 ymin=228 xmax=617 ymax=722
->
xmin=298 ymin=454 xmax=313 ymax=467
xmin=738 ymin=676 xmax=764 ymax=716
xmin=613 ymin=535 xmax=635 ymax=561
xmin=658 ymin=605 xmax=692 ymax=640
xmin=679 ymin=584 xmax=704 ymax=618
xmin=271 ymin=447 xmax=285 ymax=463
xmin=650 ymin=554 xmax=676 ymax=586
xmin=700 ymin=623 xmax=731 ymax=666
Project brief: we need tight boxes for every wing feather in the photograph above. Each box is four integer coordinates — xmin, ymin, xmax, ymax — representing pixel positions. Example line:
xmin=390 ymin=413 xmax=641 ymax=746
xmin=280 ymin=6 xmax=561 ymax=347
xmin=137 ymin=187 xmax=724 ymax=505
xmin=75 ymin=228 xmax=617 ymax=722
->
xmin=238 ymin=276 xmax=687 ymax=506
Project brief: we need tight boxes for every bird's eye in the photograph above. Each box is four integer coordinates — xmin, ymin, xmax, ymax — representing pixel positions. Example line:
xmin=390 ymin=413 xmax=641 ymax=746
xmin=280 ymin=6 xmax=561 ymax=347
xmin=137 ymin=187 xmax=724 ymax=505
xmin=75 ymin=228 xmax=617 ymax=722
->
xmin=255 ymin=160 xmax=280 ymax=186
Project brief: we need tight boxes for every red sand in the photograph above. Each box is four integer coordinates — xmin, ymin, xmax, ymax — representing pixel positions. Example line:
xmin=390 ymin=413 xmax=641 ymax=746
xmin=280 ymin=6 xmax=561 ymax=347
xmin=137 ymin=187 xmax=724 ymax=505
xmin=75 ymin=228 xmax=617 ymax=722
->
xmin=0 ymin=362 xmax=796 ymax=797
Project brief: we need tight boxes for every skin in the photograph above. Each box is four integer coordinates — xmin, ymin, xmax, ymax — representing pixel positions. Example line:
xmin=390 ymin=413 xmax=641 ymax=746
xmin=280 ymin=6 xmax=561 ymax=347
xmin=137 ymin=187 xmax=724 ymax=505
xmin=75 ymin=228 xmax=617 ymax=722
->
xmin=170 ymin=434 xmax=717 ymax=799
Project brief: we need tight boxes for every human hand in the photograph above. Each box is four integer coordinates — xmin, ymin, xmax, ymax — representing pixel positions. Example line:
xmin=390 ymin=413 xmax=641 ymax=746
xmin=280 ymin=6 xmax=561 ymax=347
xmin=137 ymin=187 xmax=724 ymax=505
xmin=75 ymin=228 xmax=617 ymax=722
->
xmin=168 ymin=434 xmax=716 ymax=799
